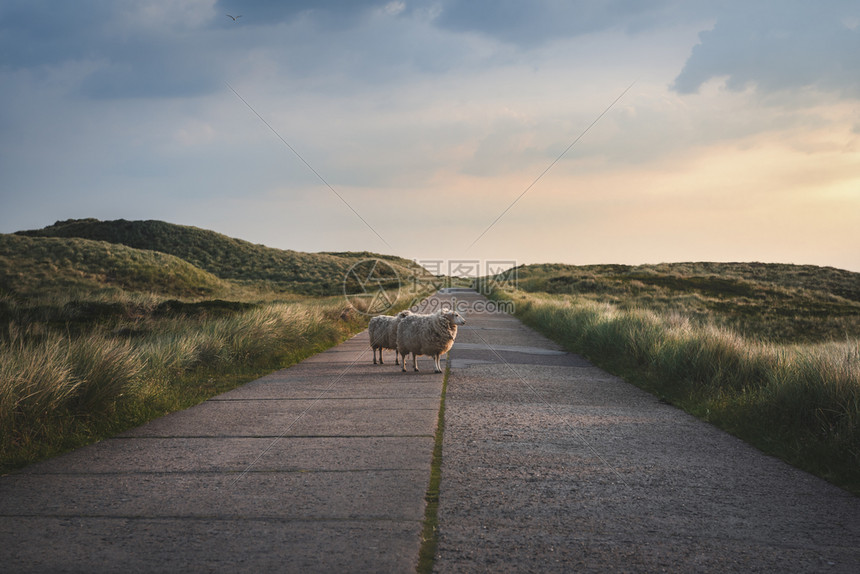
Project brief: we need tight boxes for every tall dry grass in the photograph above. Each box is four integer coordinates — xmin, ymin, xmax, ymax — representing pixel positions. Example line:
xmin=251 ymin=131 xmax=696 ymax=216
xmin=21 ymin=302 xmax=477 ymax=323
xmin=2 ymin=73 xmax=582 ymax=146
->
xmin=499 ymin=290 xmax=860 ymax=493
xmin=1 ymin=284 xmax=430 ymax=472
xmin=0 ymin=296 xmax=378 ymax=471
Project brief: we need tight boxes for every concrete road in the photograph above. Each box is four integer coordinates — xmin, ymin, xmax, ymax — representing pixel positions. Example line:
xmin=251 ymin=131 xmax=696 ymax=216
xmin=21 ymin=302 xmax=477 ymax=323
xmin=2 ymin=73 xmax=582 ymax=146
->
xmin=0 ymin=322 xmax=445 ymax=573
xmin=436 ymin=289 xmax=860 ymax=573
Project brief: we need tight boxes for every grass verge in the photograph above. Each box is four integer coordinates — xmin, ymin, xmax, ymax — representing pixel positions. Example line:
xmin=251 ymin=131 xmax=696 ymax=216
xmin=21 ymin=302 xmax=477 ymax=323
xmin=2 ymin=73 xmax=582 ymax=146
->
xmin=416 ymin=361 xmax=449 ymax=573
xmin=0 ymin=297 xmax=365 ymax=474
xmin=0 ymin=289 xmax=429 ymax=475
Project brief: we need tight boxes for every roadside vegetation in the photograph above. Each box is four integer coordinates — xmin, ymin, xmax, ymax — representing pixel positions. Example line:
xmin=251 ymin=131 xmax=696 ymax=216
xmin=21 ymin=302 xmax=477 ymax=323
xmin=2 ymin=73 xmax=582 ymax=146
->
xmin=485 ymin=262 xmax=860 ymax=494
xmin=1 ymin=219 xmax=432 ymax=474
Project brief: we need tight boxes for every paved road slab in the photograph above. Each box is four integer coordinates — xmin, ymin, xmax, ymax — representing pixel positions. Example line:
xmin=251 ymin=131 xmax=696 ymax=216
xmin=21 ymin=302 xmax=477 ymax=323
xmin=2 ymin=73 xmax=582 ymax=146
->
xmin=0 ymin=323 xmax=445 ymax=573
xmin=17 ymin=436 xmax=434 ymax=474
xmin=116 ymin=397 xmax=439 ymax=438
xmin=0 ymin=517 xmax=419 ymax=573
xmin=0 ymin=469 xmax=429 ymax=519
xmin=436 ymin=290 xmax=860 ymax=573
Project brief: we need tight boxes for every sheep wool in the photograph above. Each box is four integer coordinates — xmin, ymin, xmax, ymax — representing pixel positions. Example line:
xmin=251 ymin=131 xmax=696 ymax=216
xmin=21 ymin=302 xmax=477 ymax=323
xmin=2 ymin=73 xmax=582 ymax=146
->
xmin=385 ymin=310 xmax=411 ymax=365
xmin=397 ymin=310 xmax=466 ymax=373
xmin=368 ymin=310 xmax=412 ymax=365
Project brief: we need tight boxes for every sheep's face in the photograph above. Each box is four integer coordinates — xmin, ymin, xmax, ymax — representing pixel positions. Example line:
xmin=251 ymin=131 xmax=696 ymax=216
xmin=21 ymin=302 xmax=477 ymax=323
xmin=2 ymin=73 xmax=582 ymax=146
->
xmin=444 ymin=311 xmax=466 ymax=326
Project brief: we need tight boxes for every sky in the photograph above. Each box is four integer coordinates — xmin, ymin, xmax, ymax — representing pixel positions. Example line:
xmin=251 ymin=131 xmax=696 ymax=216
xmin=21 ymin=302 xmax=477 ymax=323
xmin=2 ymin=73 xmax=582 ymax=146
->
xmin=2 ymin=0 xmax=859 ymax=274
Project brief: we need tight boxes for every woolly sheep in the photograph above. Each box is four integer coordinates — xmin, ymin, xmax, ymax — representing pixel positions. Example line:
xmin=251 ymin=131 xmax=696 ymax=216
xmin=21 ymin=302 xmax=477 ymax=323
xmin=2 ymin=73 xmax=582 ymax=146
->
xmin=385 ymin=309 xmax=412 ymax=365
xmin=368 ymin=310 xmax=412 ymax=364
xmin=396 ymin=310 xmax=466 ymax=373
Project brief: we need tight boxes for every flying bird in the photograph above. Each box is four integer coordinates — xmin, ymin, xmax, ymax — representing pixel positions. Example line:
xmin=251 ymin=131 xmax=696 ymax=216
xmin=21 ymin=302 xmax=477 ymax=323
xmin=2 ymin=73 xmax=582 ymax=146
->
xmin=226 ymin=14 xmax=242 ymax=21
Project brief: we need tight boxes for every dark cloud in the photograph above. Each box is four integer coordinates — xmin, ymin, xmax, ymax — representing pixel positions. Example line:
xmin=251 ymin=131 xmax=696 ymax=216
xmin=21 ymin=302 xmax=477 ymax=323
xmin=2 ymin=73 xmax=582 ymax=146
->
xmin=431 ymin=0 xmax=701 ymax=45
xmin=79 ymin=43 xmax=220 ymax=100
xmin=0 ymin=0 xmax=221 ymax=99
xmin=0 ymin=0 xmax=108 ymax=67
xmin=672 ymin=1 xmax=860 ymax=96
xmin=5 ymin=0 xmax=860 ymax=102
xmin=0 ymin=0 xmax=418 ymax=99
xmin=219 ymin=0 xmax=699 ymax=42
xmin=213 ymin=0 xmax=382 ymax=27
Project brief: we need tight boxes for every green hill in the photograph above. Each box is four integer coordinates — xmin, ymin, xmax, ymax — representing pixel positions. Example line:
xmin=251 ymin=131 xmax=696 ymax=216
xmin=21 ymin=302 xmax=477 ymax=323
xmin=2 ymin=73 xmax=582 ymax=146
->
xmin=15 ymin=218 xmax=427 ymax=296
xmin=0 ymin=233 xmax=227 ymax=299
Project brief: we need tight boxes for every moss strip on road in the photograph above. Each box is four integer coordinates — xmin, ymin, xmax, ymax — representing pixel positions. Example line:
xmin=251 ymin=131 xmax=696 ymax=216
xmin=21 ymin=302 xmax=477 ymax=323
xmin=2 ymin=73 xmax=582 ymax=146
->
xmin=416 ymin=363 xmax=449 ymax=574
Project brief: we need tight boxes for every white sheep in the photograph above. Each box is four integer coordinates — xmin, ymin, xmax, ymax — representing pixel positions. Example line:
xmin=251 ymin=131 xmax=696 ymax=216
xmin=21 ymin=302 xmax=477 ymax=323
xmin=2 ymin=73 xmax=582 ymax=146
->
xmin=368 ymin=310 xmax=412 ymax=364
xmin=385 ymin=309 xmax=412 ymax=364
xmin=396 ymin=310 xmax=466 ymax=373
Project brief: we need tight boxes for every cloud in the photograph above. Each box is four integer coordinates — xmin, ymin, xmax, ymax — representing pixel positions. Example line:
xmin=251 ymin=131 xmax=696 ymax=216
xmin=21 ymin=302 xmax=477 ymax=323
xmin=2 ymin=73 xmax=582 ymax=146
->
xmin=0 ymin=0 xmax=103 ymax=68
xmin=431 ymin=0 xmax=703 ymax=45
xmin=0 ymin=0 xmax=693 ymax=102
xmin=79 ymin=39 xmax=221 ymax=99
xmin=672 ymin=1 xmax=860 ymax=97
xmin=0 ymin=0 xmax=228 ymax=99
xmin=213 ymin=0 xmax=381 ymax=27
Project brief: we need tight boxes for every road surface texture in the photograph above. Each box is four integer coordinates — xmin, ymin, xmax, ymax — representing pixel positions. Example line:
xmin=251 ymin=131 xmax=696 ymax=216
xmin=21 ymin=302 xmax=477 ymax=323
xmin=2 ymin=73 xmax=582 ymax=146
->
xmin=435 ymin=288 xmax=860 ymax=572
xmin=1 ymin=289 xmax=858 ymax=572
xmin=0 ymin=317 xmax=445 ymax=572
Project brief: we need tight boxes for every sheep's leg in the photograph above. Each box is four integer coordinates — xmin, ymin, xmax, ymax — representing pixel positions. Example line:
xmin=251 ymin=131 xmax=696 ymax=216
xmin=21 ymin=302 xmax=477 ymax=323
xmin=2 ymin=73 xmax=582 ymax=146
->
xmin=413 ymin=353 xmax=419 ymax=372
xmin=373 ymin=347 xmax=378 ymax=365
xmin=433 ymin=354 xmax=442 ymax=373
xmin=379 ymin=349 xmax=384 ymax=365
xmin=394 ymin=350 xmax=400 ymax=365
xmin=401 ymin=353 xmax=408 ymax=372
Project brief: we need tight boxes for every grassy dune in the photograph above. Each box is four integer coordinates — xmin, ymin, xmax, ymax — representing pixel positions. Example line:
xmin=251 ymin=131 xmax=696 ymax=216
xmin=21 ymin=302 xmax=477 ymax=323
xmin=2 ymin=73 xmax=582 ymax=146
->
xmin=0 ymin=233 xmax=228 ymax=298
xmin=488 ymin=262 xmax=860 ymax=494
xmin=17 ymin=218 xmax=424 ymax=295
